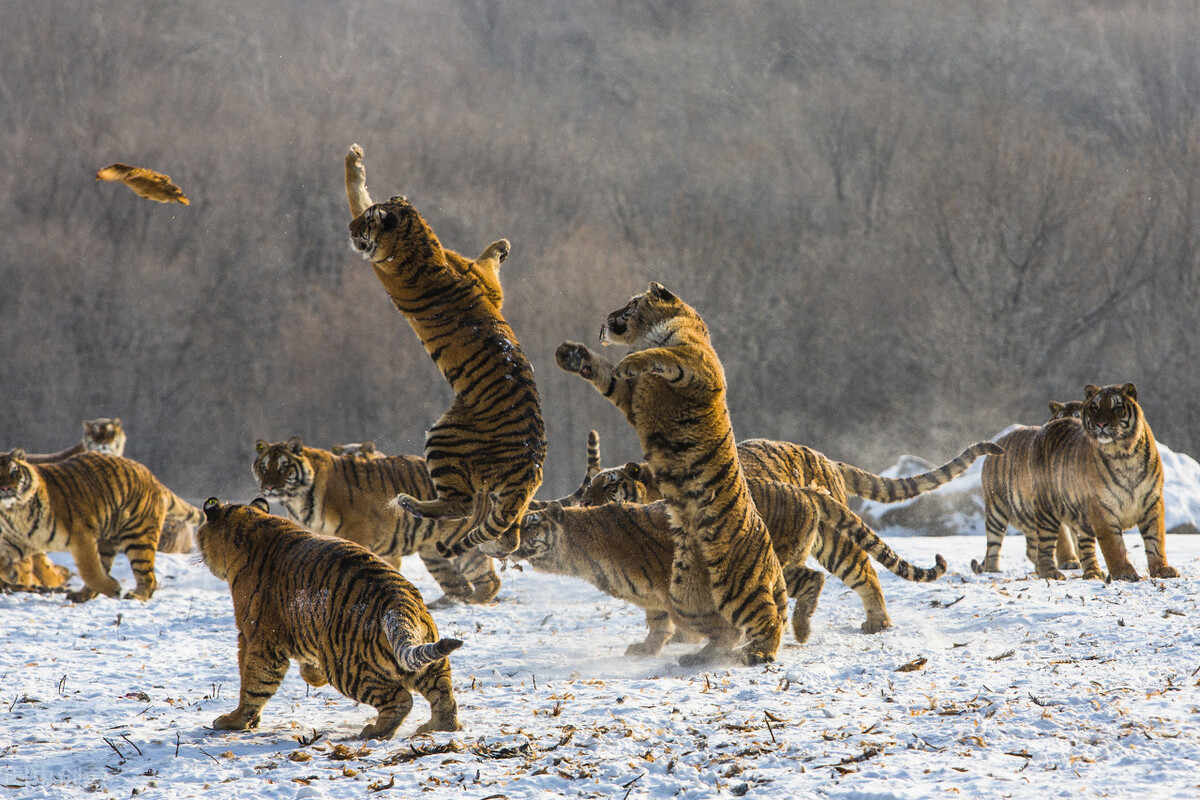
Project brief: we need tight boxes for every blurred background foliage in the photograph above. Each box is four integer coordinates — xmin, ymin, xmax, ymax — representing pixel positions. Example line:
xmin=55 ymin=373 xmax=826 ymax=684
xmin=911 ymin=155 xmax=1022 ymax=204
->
xmin=2 ymin=0 xmax=1198 ymax=499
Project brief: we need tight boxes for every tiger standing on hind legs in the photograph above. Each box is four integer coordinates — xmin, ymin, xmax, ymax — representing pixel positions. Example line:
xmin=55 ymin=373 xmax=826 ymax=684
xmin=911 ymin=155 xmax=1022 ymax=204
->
xmin=561 ymin=281 xmax=787 ymax=666
xmin=344 ymin=144 xmax=545 ymax=558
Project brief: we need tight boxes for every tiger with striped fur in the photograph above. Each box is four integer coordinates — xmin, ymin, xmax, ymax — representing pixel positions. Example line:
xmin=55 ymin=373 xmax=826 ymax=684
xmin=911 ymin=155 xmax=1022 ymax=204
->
xmin=198 ymin=497 xmax=462 ymax=739
xmin=345 ymin=145 xmax=545 ymax=558
xmin=24 ymin=418 xmax=126 ymax=463
xmin=0 ymin=449 xmax=200 ymax=601
xmin=331 ymin=441 xmax=385 ymax=459
xmin=571 ymin=426 xmax=996 ymax=635
xmin=517 ymin=474 xmax=946 ymax=654
xmin=252 ymin=438 xmax=499 ymax=605
xmin=558 ymin=282 xmax=787 ymax=665
xmin=973 ymin=383 xmax=1178 ymax=581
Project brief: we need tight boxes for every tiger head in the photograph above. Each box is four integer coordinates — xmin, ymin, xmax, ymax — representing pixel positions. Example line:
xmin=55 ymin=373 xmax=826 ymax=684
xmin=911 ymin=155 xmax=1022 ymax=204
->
xmin=511 ymin=502 xmax=566 ymax=562
xmin=348 ymin=196 xmax=436 ymax=271
xmin=252 ymin=438 xmax=316 ymax=501
xmin=599 ymin=282 xmax=704 ymax=349
xmin=197 ymin=496 xmax=272 ymax=581
xmin=1081 ymin=383 xmax=1144 ymax=445
xmin=580 ymin=462 xmax=655 ymax=506
xmin=83 ymin=418 xmax=125 ymax=456
xmin=0 ymin=449 xmax=36 ymax=509
xmin=1047 ymin=400 xmax=1083 ymax=422
xmin=331 ymin=441 xmax=384 ymax=460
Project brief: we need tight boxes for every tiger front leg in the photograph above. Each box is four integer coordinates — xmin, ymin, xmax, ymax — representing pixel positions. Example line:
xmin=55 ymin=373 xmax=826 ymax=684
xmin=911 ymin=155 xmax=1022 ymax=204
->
xmin=213 ymin=633 xmax=290 ymax=732
xmin=344 ymin=143 xmax=374 ymax=219
xmin=555 ymin=341 xmax=636 ymax=421
xmin=1137 ymin=502 xmax=1179 ymax=579
xmin=1031 ymin=525 xmax=1067 ymax=580
xmin=627 ymin=610 xmax=675 ymax=657
xmin=68 ymin=537 xmax=121 ymax=601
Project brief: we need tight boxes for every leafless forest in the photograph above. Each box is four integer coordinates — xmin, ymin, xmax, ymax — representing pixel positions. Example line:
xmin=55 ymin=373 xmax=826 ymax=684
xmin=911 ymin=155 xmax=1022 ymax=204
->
xmin=2 ymin=1 xmax=1198 ymax=500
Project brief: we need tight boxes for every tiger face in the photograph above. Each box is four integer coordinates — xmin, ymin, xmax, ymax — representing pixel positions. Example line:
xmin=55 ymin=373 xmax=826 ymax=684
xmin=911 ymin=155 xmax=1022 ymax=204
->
xmin=512 ymin=505 xmax=561 ymax=562
xmin=252 ymin=438 xmax=315 ymax=501
xmin=83 ymin=418 xmax=125 ymax=455
xmin=600 ymin=282 xmax=693 ymax=348
xmin=1082 ymin=383 xmax=1141 ymax=445
xmin=1048 ymin=401 xmax=1083 ymax=422
xmin=581 ymin=462 xmax=653 ymax=506
xmin=0 ymin=449 xmax=35 ymax=508
xmin=348 ymin=196 xmax=426 ymax=270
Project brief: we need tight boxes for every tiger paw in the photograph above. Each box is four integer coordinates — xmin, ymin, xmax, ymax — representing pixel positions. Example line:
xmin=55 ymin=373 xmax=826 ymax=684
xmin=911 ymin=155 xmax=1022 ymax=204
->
xmin=212 ymin=709 xmax=259 ymax=731
xmin=1083 ymin=567 xmax=1107 ymax=580
xmin=1150 ymin=564 xmax=1180 ymax=579
xmin=345 ymin=144 xmax=366 ymax=181
xmin=389 ymin=494 xmax=426 ymax=520
xmin=740 ymin=648 xmax=776 ymax=666
xmin=1108 ymin=564 xmax=1141 ymax=582
xmin=624 ymin=641 xmax=660 ymax=658
xmin=555 ymin=342 xmax=594 ymax=379
xmin=1036 ymin=566 xmax=1067 ymax=580
xmin=67 ymin=587 xmax=99 ymax=603
xmin=1057 ymin=560 xmax=1081 ymax=570
xmin=427 ymin=594 xmax=465 ymax=610
xmin=481 ymin=239 xmax=510 ymax=264
xmin=860 ymin=613 xmax=893 ymax=634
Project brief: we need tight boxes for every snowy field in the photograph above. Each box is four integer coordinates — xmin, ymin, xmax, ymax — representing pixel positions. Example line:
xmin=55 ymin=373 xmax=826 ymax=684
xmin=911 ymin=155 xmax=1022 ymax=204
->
xmin=3 ymin=529 xmax=1199 ymax=800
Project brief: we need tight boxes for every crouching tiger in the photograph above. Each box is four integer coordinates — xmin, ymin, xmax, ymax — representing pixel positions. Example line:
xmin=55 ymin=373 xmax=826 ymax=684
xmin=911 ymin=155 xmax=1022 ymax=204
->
xmin=198 ymin=498 xmax=463 ymax=739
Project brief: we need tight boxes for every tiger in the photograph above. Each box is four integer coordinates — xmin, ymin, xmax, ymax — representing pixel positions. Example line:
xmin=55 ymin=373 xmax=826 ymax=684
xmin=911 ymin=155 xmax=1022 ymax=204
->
xmin=973 ymin=383 xmax=1179 ymax=581
xmin=24 ymin=418 xmax=126 ymax=464
xmin=331 ymin=441 xmax=385 ymax=459
xmin=197 ymin=497 xmax=462 ymax=739
xmin=252 ymin=438 xmax=499 ymax=605
xmin=567 ymin=415 xmax=997 ymax=636
xmin=0 ymin=449 xmax=200 ymax=601
xmin=1 ymin=552 xmax=71 ymax=593
xmin=572 ymin=454 xmax=949 ymax=638
xmin=557 ymin=282 xmax=787 ymax=665
xmin=517 ymin=476 xmax=947 ymax=654
xmin=1048 ymin=400 xmax=1084 ymax=421
xmin=1043 ymin=399 xmax=1086 ymax=570
xmin=345 ymin=144 xmax=546 ymax=558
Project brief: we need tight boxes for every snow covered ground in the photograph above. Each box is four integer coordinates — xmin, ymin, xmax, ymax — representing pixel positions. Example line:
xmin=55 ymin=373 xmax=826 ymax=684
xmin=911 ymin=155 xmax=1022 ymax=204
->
xmin=3 ymin=527 xmax=1199 ymax=799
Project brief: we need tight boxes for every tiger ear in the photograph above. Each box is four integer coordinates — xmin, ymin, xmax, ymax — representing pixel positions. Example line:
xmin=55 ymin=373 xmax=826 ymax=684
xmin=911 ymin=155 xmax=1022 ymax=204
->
xmin=623 ymin=462 xmax=642 ymax=479
xmin=362 ymin=441 xmax=376 ymax=454
xmin=255 ymin=439 xmax=268 ymax=454
xmin=9 ymin=447 xmax=26 ymax=461
xmin=249 ymin=497 xmax=271 ymax=513
xmin=648 ymin=281 xmax=676 ymax=301
xmin=203 ymin=498 xmax=222 ymax=520
xmin=547 ymin=502 xmax=566 ymax=523
xmin=286 ymin=437 xmax=304 ymax=454
xmin=1122 ymin=382 xmax=1138 ymax=402
xmin=113 ymin=418 xmax=122 ymax=427
xmin=1048 ymin=401 xmax=1064 ymax=415
xmin=1083 ymin=384 xmax=1101 ymax=400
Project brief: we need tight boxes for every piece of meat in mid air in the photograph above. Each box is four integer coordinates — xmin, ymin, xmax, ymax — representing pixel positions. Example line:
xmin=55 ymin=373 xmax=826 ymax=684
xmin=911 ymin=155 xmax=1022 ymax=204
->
xmin=95 ymin=163 xmax=190 ymax=205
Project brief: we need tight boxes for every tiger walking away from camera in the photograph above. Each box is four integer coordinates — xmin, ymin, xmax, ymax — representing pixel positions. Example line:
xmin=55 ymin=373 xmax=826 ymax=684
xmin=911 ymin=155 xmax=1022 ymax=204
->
xmin=974 ymin=383 xmax=1178 ymax=581
xmin=558 ymin=282 xmax=787 ymax=665
xmin=0 ymin=450 xmax=200 ymax=601
xmin=572 ymin=425 xmax=994 ymax=635
xmin=198 ymin=498 xmax=462 ymax=739
xmin=345 ymin=144 xmax=545 ymax=558
xmin=252 ymin=438 xmax=499 ymax=605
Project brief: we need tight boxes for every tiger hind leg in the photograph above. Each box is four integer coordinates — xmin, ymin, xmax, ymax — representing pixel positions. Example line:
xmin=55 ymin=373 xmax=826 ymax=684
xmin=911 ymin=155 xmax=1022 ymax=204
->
xmin=359 ymin=688 xmax=414 ymax=740
xmin=627 ymin=610 xmax=676 ymax=657
xmin=1032 ymin=525 xmax=1066 ymax=580
xmin=812 ymin=529 xmax=891 ymax=634
xmin=784 ymin=565 xmax=825 ymax=644
xmin=412 ymin=658 xmax=462 ymax=734
xmin=1137 ymin=505 xmax=1178 ymax=579
xmin=971 ymin=503 xmax=1010 ymax=574
xmin=1055 ymin=524 xmax=1081 ymax=570
xmin=214 ymin=644 xmax=290 ymax=731
xmin=122 ymin=538 xmax=159 ymax=600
